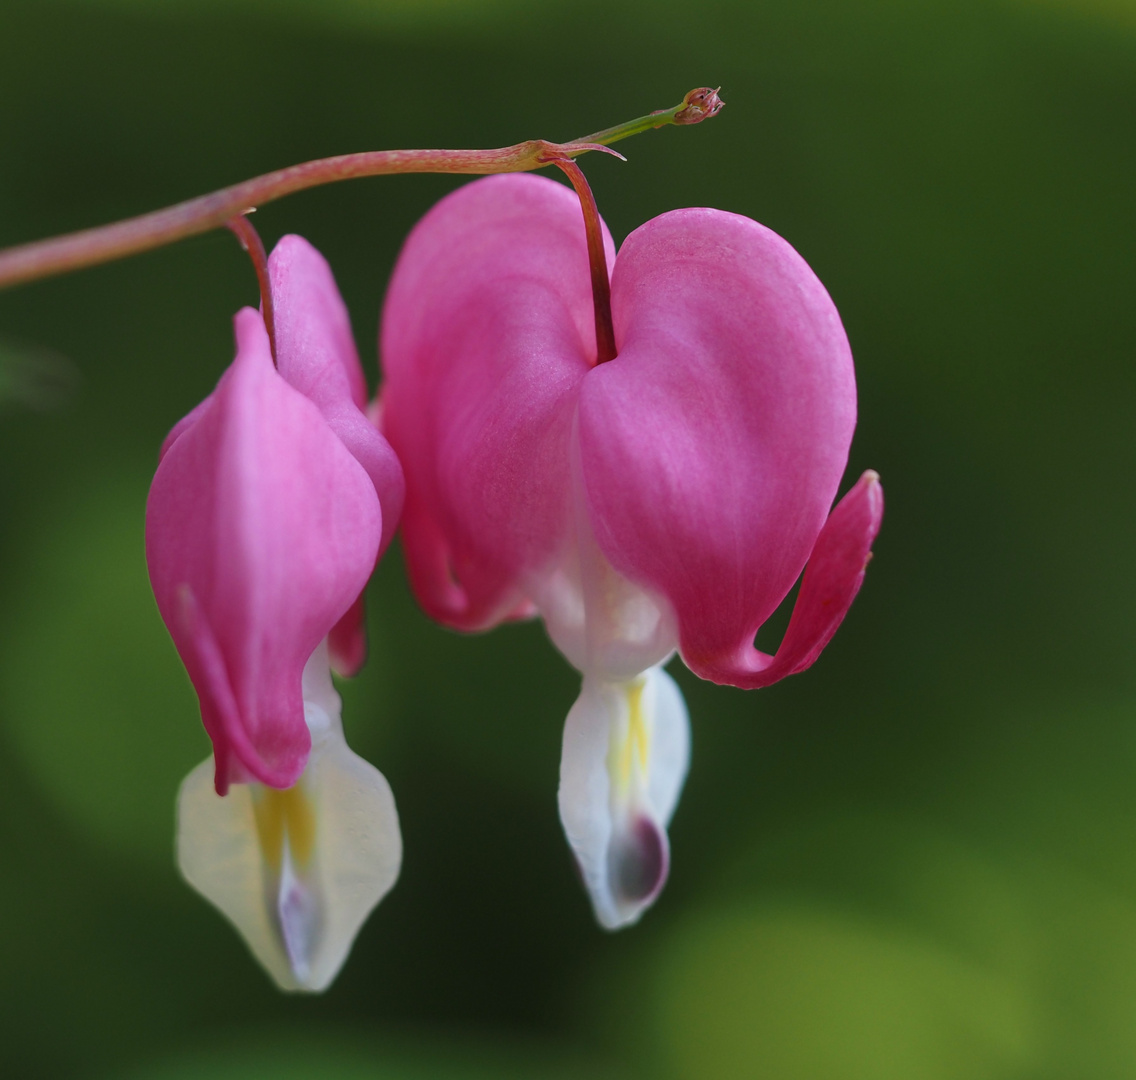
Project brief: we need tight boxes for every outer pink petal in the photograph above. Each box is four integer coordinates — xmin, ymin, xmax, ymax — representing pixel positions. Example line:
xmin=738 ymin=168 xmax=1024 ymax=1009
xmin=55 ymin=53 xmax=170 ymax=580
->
xmin=160 ymin=394 xmax=212 ymax=460
xmin=380 ymin=174 xmax=614 ymax=630
xmin=146 ymin=308 xmax=382 ymax=792
xmin=577 ymin=209 xmax=861 ymax=684
xmin=269 ymin=234 xmax=404 ymax=554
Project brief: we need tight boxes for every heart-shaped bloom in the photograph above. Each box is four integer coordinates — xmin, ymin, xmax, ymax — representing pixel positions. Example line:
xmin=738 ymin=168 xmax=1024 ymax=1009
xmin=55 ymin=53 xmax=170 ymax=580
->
xmin=147 ymin=235 xmax=404 ymax=989
xmin=380 ymin=174 xmax=882 ymax=929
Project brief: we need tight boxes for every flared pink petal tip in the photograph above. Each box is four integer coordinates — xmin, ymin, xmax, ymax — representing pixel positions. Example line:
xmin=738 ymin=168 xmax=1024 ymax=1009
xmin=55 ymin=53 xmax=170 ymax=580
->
xmin=686 ymin=470 xmax=883 ymax=689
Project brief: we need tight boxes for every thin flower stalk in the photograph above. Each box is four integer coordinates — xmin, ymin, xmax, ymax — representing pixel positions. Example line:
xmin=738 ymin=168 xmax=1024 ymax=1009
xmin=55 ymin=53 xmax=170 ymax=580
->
xmin=226 ymin=214 xmax=277 ymax=362
xmin=0 ymin=89 xmax=722 ymax=292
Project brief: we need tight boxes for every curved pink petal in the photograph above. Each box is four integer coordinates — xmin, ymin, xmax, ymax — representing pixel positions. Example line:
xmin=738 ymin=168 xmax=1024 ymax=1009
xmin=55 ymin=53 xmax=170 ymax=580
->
xmin=694 ymin=470 xmax=883 ymax=687
xmin=146 ymin=308 xmax=382 ymax=792
xmin=380 ymin=174 xmax=614 ymax=630
xmin=269 ymin=234 xmax=404 ymax=554
xmin=577 ymin=209 xmax=860 ymax=684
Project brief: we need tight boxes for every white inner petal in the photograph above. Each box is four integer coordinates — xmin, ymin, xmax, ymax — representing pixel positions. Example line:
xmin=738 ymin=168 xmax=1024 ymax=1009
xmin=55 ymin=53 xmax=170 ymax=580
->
xmin=177 ymin=638 xmax=401 ymax=992
xmin=558 ymin=664 xmax=690 ymax=930
xmin=532 ymin=443 xmax=678 ymax=680
xmin=300 ymin=638 xmax=338 ymax=743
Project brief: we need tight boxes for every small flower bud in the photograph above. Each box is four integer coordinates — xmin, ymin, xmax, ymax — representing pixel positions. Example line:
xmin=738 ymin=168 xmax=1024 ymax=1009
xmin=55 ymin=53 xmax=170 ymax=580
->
xmin=673 ymin=87 xmax=724 ymax=125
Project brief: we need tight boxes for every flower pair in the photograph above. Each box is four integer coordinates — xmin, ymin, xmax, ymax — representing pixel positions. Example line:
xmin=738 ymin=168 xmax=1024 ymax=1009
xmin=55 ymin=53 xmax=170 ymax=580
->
xmin=147 ymin=171 xmax=881 ymax=989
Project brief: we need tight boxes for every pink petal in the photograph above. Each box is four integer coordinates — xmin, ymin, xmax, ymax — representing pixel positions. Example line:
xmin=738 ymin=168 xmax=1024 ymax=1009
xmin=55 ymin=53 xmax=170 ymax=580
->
xmin=577 ymin=209 xmax=861 ymax=684
xmin=380 ymin=174 xmax=614 ymax=630
xmin=146 ymin=308 xmax=382 ymax=792
xmin=269 ymin=234 xmax=404 ymax=555
xmin=160 ymin=394 xmax=212 ymax=460
xmin=327 ymin=592 xmax=367 ymax=678
xmin=693 ymin=470 xmax=883 ymax=687
xmin=269 ymin=235 xmax=368 ymax=410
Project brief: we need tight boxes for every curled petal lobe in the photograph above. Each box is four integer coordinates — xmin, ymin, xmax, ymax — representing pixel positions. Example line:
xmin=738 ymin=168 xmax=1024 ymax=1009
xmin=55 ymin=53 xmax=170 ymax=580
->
xmin=146 ymin=308 xmax=381 ymax=792
xmin=692 ymin=470 xmax=883 ymax=687
xmin=577 ymin=208 xmax=858 ymax=687
xmin=177 ymin=643 xmax=401 ymax=992
xmin=380 ymin=174 xmax=615 ymax=629
xmin=558 ymin=664 xmax=690 ymax=929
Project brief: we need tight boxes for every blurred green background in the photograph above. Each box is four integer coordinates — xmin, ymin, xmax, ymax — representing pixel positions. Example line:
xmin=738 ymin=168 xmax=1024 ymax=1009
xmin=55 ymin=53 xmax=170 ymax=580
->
xmin=1 ymin=0 xmax=1135 ymax=1076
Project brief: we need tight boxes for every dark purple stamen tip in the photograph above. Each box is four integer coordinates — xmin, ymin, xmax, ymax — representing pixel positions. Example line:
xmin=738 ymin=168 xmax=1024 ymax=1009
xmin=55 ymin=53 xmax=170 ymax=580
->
xmin=610 ymin=816 xmax=669 ymax=903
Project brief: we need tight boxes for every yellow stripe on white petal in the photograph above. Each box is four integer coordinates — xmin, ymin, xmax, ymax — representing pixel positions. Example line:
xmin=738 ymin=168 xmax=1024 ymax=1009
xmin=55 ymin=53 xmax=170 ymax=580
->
xmin=176 ymin=642 xmax=401 ymax=992
xmin=558 ymin=664 xmax=690 ymax=930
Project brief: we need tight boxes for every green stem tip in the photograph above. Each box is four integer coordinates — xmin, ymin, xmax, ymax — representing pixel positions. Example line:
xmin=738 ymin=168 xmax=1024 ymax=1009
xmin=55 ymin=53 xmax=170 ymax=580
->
xmin=573 ymin=87 xmax=725 ymax=151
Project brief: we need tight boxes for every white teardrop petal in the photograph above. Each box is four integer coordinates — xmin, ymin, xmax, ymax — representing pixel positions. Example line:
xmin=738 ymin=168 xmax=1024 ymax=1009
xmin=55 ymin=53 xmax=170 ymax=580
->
xmin=557 ymin=664 xmax=690 ymax=930
xmin=177 ymin=734 xmax=401 ymax=992
xmin=177 ymin=643 xmax=401 ymax=993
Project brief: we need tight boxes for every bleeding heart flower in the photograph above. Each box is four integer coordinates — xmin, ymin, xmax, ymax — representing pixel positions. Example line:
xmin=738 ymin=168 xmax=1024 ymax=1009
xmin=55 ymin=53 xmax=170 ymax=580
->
xmin=146 ymin=235 xmax=404 ymax=990
xmin=379 ymin=173 xmax=882 ymax=929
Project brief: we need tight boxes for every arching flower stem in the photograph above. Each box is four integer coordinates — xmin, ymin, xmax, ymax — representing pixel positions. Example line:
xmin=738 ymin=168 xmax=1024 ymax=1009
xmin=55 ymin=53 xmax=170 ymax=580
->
xmin=226 ymin=213 xmax=277 ymax=364
xmin=0 ymin=88 xmax=723 ymax=292
xmin=552 ymin=158 xmax=616 ymax=365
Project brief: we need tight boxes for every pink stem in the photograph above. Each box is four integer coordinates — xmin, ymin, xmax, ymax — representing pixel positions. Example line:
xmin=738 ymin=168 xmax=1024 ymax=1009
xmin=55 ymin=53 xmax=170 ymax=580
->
xmin=553 ymin=158 xmax=617 ymax=365
xmin=226 ymin=215 xmax=276 ymax=364
xmin=0 ymin=140 xmax=590 ymax=291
